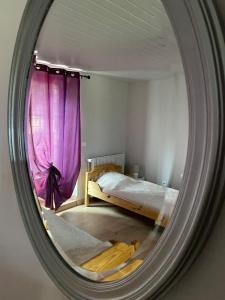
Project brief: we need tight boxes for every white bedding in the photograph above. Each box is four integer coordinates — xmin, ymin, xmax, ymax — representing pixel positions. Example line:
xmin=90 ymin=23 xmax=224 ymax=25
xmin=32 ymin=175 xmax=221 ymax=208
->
xmin=96 ymin=172 xmax=179 ymax=218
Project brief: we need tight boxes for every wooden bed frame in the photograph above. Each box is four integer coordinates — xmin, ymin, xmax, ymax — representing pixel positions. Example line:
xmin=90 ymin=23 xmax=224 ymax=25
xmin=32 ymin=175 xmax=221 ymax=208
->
xmin=85 ymin=163 xmax=168 ymax=227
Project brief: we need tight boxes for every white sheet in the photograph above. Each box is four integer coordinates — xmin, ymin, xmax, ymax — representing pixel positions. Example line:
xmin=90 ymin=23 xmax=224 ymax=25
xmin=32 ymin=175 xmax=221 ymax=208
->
xmin=97 ymin=172 xmax=179 ymax=218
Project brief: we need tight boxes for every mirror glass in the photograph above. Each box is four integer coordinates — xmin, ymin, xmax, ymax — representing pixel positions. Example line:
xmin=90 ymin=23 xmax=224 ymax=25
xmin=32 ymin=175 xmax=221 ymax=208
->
xmin=25 ymin=0 xmax=188 ymax=282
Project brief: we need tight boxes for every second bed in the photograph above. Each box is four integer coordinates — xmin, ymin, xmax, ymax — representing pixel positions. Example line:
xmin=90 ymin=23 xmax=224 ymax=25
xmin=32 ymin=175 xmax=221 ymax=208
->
xmin=85 ymin=163 xmax=179 ymax=227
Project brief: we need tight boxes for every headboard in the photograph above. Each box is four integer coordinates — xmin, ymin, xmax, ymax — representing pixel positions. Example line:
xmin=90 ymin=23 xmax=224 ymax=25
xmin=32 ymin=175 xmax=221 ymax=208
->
xmin=87 ymin=153 xmax=125 ymax=173
xmin=86 ymin=163 xmax=122 ymax=182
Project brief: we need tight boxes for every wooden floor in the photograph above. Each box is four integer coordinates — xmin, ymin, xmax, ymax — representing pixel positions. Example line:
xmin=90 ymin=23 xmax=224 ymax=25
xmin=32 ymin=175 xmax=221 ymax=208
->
xmin=58 ymin=204 xmax=155 ymax=244
xmin=57 ymin=204 xmax=163 ymax=279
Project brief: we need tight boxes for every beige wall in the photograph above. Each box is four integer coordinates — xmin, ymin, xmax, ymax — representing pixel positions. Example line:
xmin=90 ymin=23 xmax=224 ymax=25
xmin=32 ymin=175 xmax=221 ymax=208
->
xmin=0 ymin=1 xmax=67 ymax=299
xmin=1 ymin=1 xmax=225 ymax=300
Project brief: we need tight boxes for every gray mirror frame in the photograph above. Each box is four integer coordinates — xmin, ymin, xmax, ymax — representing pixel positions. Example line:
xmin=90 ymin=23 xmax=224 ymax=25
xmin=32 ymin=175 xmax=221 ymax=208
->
xmin=8 ymin=0 xmax=225 ymax=299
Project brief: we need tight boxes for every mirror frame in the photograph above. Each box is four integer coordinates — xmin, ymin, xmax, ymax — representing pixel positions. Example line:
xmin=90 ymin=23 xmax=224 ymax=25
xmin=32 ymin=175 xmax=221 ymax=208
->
xmin=8 ymin=0 xmax=225 ymax=299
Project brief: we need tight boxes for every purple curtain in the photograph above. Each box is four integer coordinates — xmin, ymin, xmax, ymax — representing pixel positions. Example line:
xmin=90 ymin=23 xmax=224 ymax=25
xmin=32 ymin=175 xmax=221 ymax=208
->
xmin=25 ymin=66 xmax=81 ymax=210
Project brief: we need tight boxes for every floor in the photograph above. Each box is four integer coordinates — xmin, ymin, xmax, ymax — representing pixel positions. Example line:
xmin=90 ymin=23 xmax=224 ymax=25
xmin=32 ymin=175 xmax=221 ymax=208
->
xmin=58 ymin=204 xmax=158 ymax=245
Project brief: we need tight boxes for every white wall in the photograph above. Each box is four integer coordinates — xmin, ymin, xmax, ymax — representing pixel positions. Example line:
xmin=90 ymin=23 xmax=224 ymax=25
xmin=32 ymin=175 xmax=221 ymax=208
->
xmin=125 ymin=81 xmax=148 ymax=176
xmin=81 ymin=74 xmax=128 ymax=158
xmin=126 ymin=73 xmax=188 ymax=189
xmin=1 ymin=2 xmax=225 ymax=300
xmin=77 ymin=75 xmax=128 ymax=200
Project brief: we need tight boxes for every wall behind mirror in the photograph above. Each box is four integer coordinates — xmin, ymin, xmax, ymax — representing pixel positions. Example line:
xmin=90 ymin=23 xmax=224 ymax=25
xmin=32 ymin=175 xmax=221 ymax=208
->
xmin=25 ymin=0 xmax=188 ymax=282
xmin=4 ymin=0 xmax=225 ymax=299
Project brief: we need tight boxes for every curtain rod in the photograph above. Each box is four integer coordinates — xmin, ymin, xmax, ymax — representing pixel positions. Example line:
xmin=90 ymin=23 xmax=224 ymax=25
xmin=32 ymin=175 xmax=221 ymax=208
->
xmin=33 ymin=55 xmax=91 ymax=79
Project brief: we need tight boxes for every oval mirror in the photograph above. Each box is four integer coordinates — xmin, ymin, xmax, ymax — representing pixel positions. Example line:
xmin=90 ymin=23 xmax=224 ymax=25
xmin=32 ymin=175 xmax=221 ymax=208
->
xmin=26 ymin=0 xmax=189 ymax=282
xmin=8 ymin=0 xmax=225 ymax=299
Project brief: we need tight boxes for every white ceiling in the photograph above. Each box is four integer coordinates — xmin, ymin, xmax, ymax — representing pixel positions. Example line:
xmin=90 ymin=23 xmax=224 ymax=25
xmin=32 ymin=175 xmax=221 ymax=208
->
xmin=36 ymin=0 xmax=183 ymax=80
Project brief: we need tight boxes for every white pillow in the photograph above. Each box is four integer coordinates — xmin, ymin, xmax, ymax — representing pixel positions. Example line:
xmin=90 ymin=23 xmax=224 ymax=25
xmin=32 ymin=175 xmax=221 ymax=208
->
xmin=96 ymin=172 xmax=128 ymax=190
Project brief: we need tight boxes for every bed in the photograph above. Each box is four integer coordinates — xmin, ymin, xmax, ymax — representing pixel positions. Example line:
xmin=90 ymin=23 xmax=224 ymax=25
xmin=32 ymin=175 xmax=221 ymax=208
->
xmin=85 ymin=163 xmax=179 ymax=227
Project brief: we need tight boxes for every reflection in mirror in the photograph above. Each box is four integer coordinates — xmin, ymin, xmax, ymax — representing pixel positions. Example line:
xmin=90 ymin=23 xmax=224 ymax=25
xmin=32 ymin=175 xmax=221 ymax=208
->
xmin=25 ymin=0 xmax=188 ymax=282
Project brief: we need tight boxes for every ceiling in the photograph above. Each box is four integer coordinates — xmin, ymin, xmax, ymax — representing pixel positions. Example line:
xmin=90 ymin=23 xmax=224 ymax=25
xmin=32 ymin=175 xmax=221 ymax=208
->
xmin=36 ymin=0 xmax=183 ymax=80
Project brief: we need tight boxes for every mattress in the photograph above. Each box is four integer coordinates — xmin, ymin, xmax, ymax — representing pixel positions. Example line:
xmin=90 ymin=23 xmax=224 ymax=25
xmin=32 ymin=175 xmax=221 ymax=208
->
xmin=96 ymin=172 xmax=179 ymax=218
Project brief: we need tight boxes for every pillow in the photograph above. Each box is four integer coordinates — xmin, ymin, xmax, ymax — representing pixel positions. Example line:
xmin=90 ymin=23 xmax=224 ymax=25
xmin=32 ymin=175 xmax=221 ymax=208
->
xmin=96 ymin=172 xmax=128 ymax=190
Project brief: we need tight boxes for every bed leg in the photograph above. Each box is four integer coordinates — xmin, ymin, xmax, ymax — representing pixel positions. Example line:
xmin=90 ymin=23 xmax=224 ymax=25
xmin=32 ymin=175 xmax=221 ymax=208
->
xmin=85 ymin=172 xmax=90 ymax=207
xmin=85 ymin=193 xmax=90 ymax=207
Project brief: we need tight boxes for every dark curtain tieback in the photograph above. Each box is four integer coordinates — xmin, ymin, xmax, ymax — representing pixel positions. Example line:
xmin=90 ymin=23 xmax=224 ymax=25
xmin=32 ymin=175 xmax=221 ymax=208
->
xmin=45 ymin=164 xmax=62 ymax=210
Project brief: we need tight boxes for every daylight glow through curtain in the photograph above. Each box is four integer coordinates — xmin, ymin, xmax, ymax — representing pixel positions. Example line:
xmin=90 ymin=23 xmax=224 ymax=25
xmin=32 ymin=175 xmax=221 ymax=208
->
xmin=26 ymin=66 xmax=81 ymax=210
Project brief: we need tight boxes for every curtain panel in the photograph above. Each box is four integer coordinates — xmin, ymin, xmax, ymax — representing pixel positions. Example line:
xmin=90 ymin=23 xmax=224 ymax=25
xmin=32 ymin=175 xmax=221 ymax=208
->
xmin=25 ymin=66 xmax=81 ymax=210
